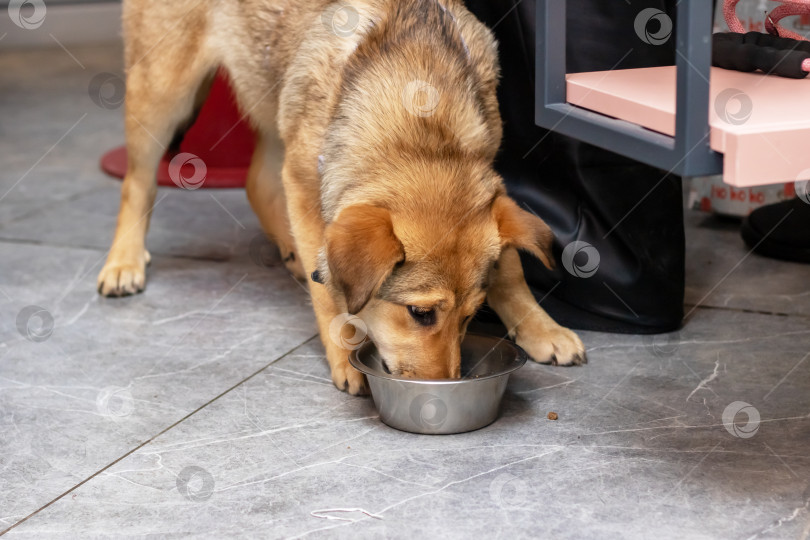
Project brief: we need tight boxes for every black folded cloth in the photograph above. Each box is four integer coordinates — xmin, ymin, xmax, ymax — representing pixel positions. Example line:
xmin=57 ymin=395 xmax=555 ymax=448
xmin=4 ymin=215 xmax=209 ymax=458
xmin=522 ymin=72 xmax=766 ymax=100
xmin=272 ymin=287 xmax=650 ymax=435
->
xmin=713 ymin=31 xmax=810 ymax=79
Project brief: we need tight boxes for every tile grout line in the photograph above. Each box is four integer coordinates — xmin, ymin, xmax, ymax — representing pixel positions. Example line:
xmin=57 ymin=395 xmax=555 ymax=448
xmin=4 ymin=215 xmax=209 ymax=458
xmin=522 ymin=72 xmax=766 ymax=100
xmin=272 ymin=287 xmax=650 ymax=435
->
xmin=0 ymin=332 xmax=320 ymax=537
xmin=0 ymin=184 xmax=112 ymax=229
xmin=0 ymin=238 xmax=805 ymax=322
xmin=683 ymin=303 xmax=810 ymax=321
xmin=0 ymin=236 xmax=256 ymax=265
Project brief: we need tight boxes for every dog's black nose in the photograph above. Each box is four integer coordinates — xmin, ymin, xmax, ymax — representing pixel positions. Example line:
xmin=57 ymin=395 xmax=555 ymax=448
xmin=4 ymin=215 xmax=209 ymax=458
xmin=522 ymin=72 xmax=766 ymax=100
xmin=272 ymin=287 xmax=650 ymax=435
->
xmin=311 ymin=270 xmax=324 ymax=284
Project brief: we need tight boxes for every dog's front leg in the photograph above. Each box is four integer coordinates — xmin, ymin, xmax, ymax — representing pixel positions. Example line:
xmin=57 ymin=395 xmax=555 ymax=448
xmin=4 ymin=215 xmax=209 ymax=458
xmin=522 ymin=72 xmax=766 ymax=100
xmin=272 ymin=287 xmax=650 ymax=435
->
xmin=281 ymin=164 xmax=368 ymax=395
xmin=487 ymin=247 xmax=586 ymax=366
xmin=310 ymin=283 xmax=369 ymax=395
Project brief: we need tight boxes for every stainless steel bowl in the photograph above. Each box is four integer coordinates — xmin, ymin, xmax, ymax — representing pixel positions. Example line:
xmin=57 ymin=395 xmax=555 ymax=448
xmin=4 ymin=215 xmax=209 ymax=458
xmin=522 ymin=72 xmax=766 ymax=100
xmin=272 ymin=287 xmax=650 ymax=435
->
xmin=349 ymin=334 xmax=528 ymax=434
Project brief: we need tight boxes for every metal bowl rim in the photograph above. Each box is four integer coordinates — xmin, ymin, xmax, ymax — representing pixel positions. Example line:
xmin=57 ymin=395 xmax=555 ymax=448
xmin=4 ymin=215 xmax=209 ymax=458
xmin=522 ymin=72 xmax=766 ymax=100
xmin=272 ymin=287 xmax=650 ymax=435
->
xmin=348 ymin=333 xmax=528 ymax=385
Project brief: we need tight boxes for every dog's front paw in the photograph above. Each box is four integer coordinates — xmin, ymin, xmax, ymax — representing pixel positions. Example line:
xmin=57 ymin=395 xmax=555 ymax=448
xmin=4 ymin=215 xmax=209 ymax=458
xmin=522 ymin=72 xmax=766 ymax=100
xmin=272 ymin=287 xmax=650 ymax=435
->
xmin=515 ymin=319 xmax=587 ymax=366
xmin=97 ymin=250 xmax=150 ymax=297
xmin=331 ymin=360 xmax=369 ymax=395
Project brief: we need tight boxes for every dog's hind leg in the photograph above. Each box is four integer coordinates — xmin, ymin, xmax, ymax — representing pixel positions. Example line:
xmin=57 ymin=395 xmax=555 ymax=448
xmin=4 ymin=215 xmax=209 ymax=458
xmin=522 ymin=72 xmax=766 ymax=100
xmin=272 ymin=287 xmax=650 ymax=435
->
xmin=246 ymin=130 xmax=305 ymax=280
xmin=487 ymin=247 xmax=587 ymax=366
xmin=97 ymin=35 xmax=215 ymax=296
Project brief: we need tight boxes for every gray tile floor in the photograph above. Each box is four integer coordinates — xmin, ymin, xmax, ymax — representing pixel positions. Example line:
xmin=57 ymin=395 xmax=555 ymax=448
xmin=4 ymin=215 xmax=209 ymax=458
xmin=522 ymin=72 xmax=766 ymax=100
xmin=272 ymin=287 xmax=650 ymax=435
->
xmin=1 ymin=44 xmax=809 ymax=539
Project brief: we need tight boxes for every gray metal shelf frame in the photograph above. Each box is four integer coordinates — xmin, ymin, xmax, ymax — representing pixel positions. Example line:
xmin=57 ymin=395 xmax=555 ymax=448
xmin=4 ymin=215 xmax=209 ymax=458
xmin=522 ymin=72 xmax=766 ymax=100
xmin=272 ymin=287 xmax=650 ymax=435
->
xmin=535 ymin=1 xmax=724 ymax=177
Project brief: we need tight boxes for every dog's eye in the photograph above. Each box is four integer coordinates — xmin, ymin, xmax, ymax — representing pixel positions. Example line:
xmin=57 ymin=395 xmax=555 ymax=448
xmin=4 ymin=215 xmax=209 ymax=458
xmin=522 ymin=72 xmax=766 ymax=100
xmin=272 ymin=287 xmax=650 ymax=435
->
xmin=407 ymin=305 xmax=436 ymax=326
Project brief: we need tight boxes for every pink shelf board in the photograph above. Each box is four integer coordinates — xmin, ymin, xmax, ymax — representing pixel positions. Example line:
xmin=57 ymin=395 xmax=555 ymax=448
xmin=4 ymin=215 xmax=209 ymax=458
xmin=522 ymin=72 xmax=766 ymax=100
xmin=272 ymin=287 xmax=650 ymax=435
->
xmin=566 ymin=66 xmax=810 ymax=187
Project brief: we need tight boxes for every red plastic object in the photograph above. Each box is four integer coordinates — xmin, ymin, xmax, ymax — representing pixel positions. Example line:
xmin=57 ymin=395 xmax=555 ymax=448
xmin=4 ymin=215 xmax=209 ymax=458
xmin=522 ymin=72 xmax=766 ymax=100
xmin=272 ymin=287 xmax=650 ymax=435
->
xmin=100 ymin=69 xmax=256 ymax=188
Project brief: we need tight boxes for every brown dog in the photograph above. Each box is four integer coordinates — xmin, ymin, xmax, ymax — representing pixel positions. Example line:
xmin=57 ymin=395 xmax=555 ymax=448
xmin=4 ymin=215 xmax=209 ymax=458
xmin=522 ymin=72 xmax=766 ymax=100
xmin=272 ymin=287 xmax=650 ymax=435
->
xmin=97 ymin=0 xmax=586 ymax=394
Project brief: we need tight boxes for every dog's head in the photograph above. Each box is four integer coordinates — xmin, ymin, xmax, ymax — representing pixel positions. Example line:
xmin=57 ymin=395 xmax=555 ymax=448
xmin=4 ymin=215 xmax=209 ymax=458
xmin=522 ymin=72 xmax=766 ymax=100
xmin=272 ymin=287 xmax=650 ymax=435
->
xmin=314 ymin=188 xmax=555 ymax=379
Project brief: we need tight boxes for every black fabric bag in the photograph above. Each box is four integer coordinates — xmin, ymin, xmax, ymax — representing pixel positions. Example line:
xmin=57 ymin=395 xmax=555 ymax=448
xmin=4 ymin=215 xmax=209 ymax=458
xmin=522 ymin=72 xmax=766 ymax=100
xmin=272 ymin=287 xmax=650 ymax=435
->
xmin=466 ymin=0 xmax=685 ymax=334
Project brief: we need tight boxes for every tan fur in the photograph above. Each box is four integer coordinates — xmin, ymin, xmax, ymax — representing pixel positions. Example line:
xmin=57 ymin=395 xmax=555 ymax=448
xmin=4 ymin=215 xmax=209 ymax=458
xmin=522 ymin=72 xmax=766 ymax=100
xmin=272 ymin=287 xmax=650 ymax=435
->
xmin=98 ymin=0 xmax=586 ymax=394
xmin=246 ymin=129 xmax=304 ymax=277
xmin=492 ymin=196 xmax=556 ymax=270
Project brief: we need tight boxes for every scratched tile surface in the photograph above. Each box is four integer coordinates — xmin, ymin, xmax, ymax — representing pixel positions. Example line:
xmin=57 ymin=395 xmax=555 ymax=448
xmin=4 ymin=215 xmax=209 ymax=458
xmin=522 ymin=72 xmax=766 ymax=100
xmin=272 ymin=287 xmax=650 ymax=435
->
xmin=2 ymin=44 xmax=810 ymax=539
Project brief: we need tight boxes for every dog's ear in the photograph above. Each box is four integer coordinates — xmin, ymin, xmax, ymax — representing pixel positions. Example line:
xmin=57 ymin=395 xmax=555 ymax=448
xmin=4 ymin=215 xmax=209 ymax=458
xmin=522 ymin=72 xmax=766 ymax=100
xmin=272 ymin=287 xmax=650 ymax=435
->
xmin=492 ymin=196 xmax=555 ymax=269
xmin=325 ymin=204 xmax=405 ymax=314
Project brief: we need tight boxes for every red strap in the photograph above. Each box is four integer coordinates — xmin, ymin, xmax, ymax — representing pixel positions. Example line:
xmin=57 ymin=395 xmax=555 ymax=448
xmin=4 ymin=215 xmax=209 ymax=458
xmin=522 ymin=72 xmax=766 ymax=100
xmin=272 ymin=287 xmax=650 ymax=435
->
xmin=724 ymin=0 xmax=810 ymax=72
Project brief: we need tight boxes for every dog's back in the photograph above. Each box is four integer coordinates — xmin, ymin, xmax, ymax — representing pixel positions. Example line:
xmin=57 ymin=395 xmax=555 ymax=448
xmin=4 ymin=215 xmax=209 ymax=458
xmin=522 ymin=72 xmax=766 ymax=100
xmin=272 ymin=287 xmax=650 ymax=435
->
xmin=122 ymin=0 xmax=499 ymax=147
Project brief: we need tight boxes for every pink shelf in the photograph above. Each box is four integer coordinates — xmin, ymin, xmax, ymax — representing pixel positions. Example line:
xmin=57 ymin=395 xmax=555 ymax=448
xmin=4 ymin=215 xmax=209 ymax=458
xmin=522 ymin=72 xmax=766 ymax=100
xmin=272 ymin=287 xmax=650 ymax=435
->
xmin=566 ymin=66 xmax=810 ymax=187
